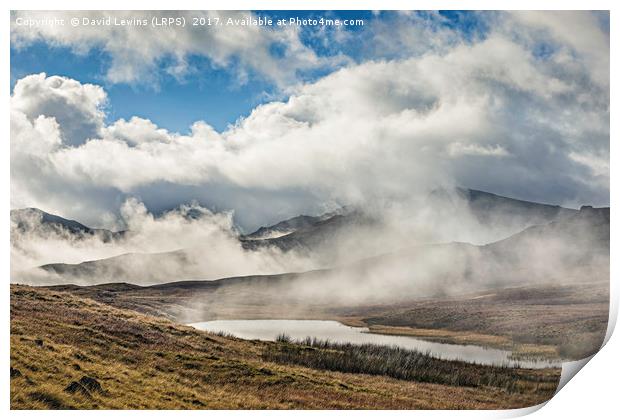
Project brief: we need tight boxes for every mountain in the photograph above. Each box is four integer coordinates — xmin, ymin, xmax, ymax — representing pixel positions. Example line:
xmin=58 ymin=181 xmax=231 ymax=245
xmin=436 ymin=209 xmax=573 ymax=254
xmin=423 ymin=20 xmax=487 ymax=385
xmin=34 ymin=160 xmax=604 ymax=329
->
xmin=38 ymin=203 xmax=609 ymax=303
xmin=241 ymin=210 xmax=376 ymax=252
xmin=242 ymin=188 xmax=578 ymax=254
xmin=40 ymin=249 xmax=190 ymax=284
xmin=11 ymin=208 xmax=124 ymax=242
xmin=457 ymin=188 xmax=576 ymax=221
xmin=17 ymin=189 xmax=600 ymax=286
xmin=243 ymin=214 xmax=333 ymax=240
xmin=427 ymin=188 xmax=577 ymax=236
xmin=481 ymin=205 xmax=609 ymax=273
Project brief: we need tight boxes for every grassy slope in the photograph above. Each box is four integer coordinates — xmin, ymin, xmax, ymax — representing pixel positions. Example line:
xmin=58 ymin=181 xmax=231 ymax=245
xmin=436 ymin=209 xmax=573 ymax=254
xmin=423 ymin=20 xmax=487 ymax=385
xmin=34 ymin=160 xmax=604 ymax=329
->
xmin=11 ymin=285 xmax=560 ymax=409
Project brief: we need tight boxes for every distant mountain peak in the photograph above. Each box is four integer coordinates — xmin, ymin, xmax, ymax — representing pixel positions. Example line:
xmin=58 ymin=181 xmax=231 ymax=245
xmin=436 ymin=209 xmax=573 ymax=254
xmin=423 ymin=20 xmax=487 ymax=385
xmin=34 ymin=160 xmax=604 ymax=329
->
xmin=11 ymin=207 xmax=124 ymax=241
xmin=243 ymin=208 xmax=349 ymax=241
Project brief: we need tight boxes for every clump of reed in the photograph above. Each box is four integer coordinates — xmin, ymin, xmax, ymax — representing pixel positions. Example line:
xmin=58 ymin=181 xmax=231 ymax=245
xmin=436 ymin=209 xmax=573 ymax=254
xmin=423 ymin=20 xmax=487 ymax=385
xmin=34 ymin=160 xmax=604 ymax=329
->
xmin=262 ymin=337 xmax=538 ymax=392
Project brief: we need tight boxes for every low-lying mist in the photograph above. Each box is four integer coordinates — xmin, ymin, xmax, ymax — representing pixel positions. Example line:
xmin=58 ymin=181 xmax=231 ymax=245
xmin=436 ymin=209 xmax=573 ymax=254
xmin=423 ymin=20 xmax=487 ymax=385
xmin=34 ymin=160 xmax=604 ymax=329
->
xmin=10 ymin=188 xmax=609 ymax=308
xmin=11 ymin=198 xmax=316 ymax=286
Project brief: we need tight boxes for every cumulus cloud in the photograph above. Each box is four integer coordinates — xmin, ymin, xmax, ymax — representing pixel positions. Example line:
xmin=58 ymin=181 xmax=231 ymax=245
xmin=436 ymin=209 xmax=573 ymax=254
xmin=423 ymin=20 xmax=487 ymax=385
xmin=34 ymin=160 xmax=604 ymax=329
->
xmin=9 ymin=11 xmax=609 ymax=231
xmin=104 ymin=117 xmax=173 ymax=146
xmin=10 ymin=73 xmax=106 ymax=146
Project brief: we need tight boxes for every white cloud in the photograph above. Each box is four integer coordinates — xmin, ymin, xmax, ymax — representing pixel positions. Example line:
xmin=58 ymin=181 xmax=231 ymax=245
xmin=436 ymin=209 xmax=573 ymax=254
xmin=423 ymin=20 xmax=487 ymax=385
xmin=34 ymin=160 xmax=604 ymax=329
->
xmin=568 ymin=152 xmax=609 ymax=181
xmin=447 ymin=142 xmax=510 ymax=158
xmin=11 ymin=11 xmax=336 ymax=87
xmin=11 ymin=110 xmax=62 ymax=156
xmin=103 ymin=117 xmax=172 ymax=146
xmin=508 ymin=11 xmax=610 ymax=87
xmin=11 ymin=73 xmax=107 ymax=146
xmin=9 ymin=12 xmax=609 ymax=229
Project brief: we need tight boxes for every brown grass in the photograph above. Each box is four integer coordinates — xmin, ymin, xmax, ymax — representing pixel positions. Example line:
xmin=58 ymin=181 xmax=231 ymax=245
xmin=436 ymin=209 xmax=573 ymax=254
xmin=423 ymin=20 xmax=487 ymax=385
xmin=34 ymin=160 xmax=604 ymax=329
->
xmin=363 ymin=325 xmax=559 ymax=359
xmin=11 ymin=285 xmax=560 ymax=409
xmin=366 ymin=325 xmax=512 ymax=347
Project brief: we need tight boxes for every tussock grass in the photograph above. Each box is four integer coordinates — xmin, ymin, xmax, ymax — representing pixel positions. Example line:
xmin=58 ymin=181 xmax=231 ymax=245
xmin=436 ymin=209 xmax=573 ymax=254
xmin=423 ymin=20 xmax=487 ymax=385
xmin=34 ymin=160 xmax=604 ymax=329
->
xmin=212 ymin=330 xmax=236 ymax=338
xmin=262 ymin=337 xmax=551 ymax=392
xmin=275 ymin=333 xmax=292 ymax=343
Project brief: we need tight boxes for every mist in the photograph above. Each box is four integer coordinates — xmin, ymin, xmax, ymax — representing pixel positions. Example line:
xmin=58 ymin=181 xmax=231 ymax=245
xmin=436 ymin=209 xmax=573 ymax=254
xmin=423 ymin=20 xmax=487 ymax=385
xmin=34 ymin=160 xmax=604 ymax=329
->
xmin=10 ymin=186 xmax=609 ymax=312
xmin=178 ymin=203 xmax=609 ymax=324
xmin=10 ymin=198 xmax=317 ymax=286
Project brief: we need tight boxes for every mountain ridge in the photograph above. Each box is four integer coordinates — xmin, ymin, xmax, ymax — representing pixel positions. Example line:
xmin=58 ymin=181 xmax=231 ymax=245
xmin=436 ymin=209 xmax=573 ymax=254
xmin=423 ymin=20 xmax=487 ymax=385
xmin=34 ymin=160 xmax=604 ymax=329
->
xmin=11 ymin=207 xmax=125 ymax=242
xmin=12 ymin=188 xmax=605 ymax=287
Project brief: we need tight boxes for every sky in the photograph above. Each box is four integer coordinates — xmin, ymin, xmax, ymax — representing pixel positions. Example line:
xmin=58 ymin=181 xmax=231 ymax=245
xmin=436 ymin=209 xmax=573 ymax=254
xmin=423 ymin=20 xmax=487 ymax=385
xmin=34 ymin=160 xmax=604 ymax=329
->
xmin=10 ymin=11 xmax=454 ymax=133
xmin=10 ymin=10 xmax=610 ymax=231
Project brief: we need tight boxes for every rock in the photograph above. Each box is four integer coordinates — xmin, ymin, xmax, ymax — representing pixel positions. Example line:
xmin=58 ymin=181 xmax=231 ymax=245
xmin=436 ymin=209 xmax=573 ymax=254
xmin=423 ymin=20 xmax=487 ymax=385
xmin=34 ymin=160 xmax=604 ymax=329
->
xmin=10 ymin=367 xmax=22 ymax=378
xmin=79 ymin=376 xmax=104 ymax=394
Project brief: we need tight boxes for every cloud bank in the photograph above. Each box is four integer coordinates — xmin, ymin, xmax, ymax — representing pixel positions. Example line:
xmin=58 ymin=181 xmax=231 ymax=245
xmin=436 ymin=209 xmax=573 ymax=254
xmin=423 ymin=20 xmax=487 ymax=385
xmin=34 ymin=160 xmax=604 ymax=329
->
xmin=10 ymin=11 xmax=609 ymax=233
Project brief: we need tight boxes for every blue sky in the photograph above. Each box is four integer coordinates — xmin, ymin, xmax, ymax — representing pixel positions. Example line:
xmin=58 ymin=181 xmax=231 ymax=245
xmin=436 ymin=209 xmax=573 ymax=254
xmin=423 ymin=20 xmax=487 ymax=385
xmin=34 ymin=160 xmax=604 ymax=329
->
xmin=11 ymin=41 xmax=273 ymax=133
xmin=10 ymin=11 xmax=483 ymax=133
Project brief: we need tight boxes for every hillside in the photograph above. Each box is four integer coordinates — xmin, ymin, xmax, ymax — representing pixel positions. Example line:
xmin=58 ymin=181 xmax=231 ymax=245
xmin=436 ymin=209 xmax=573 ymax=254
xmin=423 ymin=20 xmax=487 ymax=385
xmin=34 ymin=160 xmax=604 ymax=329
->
xmin=243 ymin=213 xmax=338 ymax=240
xmin=22 ymin=188 xmax=582 ymax=285
xmin=456 ymin=188 xmax=576 ymax=223
xmin=44 ymin=203 xmax=609 ymax=304
xmin=40 ymin=250 xmax=190 ymax=284
xmin=10 ymin=285 xmax=560 ymax=409
xmin=11 ymin=208 xmax=124 ymax=242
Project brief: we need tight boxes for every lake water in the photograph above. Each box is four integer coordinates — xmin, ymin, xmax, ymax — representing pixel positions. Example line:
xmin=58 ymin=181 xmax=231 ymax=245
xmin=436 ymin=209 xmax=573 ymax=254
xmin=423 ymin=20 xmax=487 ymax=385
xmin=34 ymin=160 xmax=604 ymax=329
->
xmin=189 ymin=319 xmax=562 ymax=369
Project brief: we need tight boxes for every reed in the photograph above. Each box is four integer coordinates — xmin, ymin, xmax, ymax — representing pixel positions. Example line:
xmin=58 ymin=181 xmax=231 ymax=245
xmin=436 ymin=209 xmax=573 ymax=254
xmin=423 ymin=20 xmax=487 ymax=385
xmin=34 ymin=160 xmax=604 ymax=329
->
xmin=262 ymin=337 xmax=542 ymax=392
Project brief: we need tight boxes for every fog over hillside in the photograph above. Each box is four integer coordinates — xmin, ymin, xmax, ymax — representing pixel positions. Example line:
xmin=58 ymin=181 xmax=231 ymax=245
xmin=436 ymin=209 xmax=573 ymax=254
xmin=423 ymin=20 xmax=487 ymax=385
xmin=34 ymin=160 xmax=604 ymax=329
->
xmin=10 ymin=188 xmax=609 ymax=306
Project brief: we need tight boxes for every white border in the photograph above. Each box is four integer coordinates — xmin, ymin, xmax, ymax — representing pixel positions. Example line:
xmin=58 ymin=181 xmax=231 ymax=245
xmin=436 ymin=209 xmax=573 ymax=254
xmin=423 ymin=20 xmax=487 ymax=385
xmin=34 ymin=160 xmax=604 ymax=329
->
xmin=2 ymin=1 xmax=617 ymax=419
